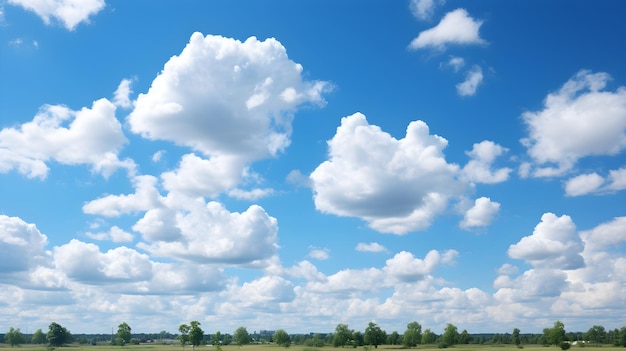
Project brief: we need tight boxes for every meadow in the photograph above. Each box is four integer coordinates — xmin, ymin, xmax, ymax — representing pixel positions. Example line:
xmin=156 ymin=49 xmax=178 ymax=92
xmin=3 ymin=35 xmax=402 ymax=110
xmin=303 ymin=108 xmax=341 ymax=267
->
xmin=0 ymin=343 xmax=624 ymax=351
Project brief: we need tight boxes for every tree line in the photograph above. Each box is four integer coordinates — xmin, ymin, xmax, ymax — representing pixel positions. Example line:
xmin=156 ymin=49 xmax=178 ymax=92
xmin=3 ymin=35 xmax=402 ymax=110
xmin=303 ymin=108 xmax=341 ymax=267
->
xmin=3 ymin=320 xmax=626 ymax=348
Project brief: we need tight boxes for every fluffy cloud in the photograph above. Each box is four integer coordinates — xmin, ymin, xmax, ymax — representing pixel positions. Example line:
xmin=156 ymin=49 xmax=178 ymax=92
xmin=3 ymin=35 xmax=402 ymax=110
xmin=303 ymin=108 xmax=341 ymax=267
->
xmin=0 ymin=215 xmax=49 ymax=273
xmin=564 ymin=167 xmax=626 ymax=196
xmin=8 ymin=0 xmax=105 ymax=30
xmin=521 ymin=70 xmax=626 ymax=177
xmin=83 ymin=175 xmax=161 ymax=217
xmin=137 ymin=202 xmax=278 ymax=266
xmin=508 ymin=213 xmax=584 ymax=270
xmin=308 ymin=248 xmax=330 ymax=260
xmin=460 ymin=197 xmax=500 ymax=230
xmin=310 ymin=112 xmax=465 ymax=234
xmin=384 ymin=250 xmax=457 ymax=282
xmin=128 ymin=32 xmax=329 ymax=162
xmin=408 ymin=9 xmax=486 ymax=51
xmin=462 ymin=140 xmax=512 ymax=184
xmin=0 ymin=98 xmax=132 ymax=179
xmin=355 ymin=242 xmax=387 ymax=253
xmin=456 ymin=65 xmax=483 ymax=96
xmin=113 ymin=78 xmax=134 ymax=109
xmin=85 ymin=226 xmax=134 ymax=243
xmin=54 ymin=240 xmax=153 ymax=284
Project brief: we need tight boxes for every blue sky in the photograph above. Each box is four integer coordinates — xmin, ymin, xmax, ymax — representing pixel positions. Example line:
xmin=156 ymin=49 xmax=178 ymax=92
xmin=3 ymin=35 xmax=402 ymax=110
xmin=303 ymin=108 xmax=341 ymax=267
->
xmin=1 ymin=0 xmax=626 ymax=336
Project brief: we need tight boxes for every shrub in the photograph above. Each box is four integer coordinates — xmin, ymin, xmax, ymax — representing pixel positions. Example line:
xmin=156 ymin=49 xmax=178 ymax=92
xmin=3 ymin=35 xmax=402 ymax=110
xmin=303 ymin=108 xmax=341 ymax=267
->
xmin=438 ymin=342 xmax=449 ymax=348
xmin=560 ymin=342 xmax=571 ymax=350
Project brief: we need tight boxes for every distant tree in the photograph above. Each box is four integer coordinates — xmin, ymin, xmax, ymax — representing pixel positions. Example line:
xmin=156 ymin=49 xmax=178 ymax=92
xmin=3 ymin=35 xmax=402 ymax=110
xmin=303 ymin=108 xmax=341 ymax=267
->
xmin=403 ymin=321 xmax=422 ymax=347
xmin=179 ymin=324 xmax=191 ymax=349
xmin=5 ymin=327 xmax=25 ymax=347
xmin=116 ymin=322 xmax=132 ymax=346
xmin=585 ymin=325 xmax=606 ymax=345
xmin=212 ymin=331 xmax=222 ymax=345
xmin=618 ymin=326 xmax=626 ymax=347
xmin=388 ymin=331 xmax=400 ymax=345
xmin=458 ymin=330 xmax=470 ymax=344
xmin=273 ymin=329 xmax=290 ymax=347
xmin=364 ymin=322 xmax=386 ymax=348
xmin=353 ymin=331 xmax=364 ymax=347
xmin=442 ymin=324 xmax=459 ymax=346
xmin=333 ymin=324 xmax=352 ymax=347
xmin=512 ymin=328 xmax=521 ymax=346
xmin=47 ymin=322 xmax=71 ymax=347
xmin=32 ymin=328 xmax=46 ymax=344
xmin=545 ymin=321 xmax=566 ymax=346
xmin=189 ymin=321 xmax=204 ymax=350
xmin=422 ymin=329 xmax=437 ymax=344
xmin=233 ymin=327 xmax=250 ymax=347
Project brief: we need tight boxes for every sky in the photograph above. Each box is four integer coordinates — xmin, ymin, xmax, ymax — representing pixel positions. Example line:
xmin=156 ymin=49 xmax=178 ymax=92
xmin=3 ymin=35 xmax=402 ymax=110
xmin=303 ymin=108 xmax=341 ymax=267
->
xmin=1 ymin=0 xmax=626 ymax=337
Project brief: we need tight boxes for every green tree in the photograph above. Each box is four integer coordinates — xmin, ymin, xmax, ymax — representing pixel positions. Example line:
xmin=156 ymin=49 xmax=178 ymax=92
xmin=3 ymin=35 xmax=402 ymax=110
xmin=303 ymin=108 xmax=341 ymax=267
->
xmin=545 ymin=321 xmax=566 ymax=346
xmin=388 ymin=331 xmax=400 ymax=345
xmin=512 ymin=328 xmax=521 ymax=346
xmin=618 ymin=326 xmax=626 ymax=347
xmin=47 ymin=322 xmax=71 ymax=347
xmin=189 ymin=321 xmax=204 ymax=350
xmin=585 ymin=325 xmax=606 ymax=345
xmin=364 ymin=322 xmax=386 ymax=348
xmin=403 ymin=321 xmax=422 ymax=347
xmin=422 ymin=329 xmax=436 ymax=344
xmin=273 ymin=329 xmax=290 ymax=347
xmin=179 ymin=324 xmax=191 ymax=349
xmin=458 ymin=330 xmax=470 ymax=344
xmin=353 ymin=331 xmax=364 ymax=347
xmin=233 ymin=327 xmax=250 ymax=347
xmin=333 ymin=324 xmax=352 ymax=347
xmin=32 ymin=328 xmax=46 ymax=344
xmin=5 ymin=327 xmax=25 ymax=347
xmin=442 ymin=324 xmax=459 ymax=346
xmin=116 ymin=322 xmax=132 ymax=346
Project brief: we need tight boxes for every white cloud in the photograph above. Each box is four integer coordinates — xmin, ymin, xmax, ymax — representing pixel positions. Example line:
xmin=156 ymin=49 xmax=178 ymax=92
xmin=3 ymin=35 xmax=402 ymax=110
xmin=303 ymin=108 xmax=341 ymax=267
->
xmin=355 ymin=242 xmax=387 ymax=253
xmin=456 ymin=65 xmax=483 ymax=96
xmin=447 ymin=56 xmax=465 ymax=72
xmin=497 ymin=263 xmax=519 ymax=276
xmin=85 ymin=226 xmax=133 ymax=243
xmin=0 ymin=98 xmax=132 ymax=179
xmin=521 ymin=70 xmax=626 ymax=177
xmin=564 ymin=167 xmax=626 ymax=196
xmin=408 ymin=9 xmax=486 ymax=51
xmin=579 ymin=216 xmax=626 ymax=252
xmin=409 ymin=0 xmax=443 ymax=21
xmin=0 ymin=215 xmax=49 ymax=273
xmin=128 ymin=33 xmax=329 ymax=163
xmin=508 ymin=213 xmax=584 ymax=270
xmin=54 ymin=239 xmax=153 ymax=284
xmin=8 ymin=0 xmax=105 ymax=30
xmin=308 ymin=248 xmax=330 ymax=260
xmin=310 ymin=112 xmax=465 ymax=234
xmin=460 ymin=196 xmax=500 ymax=230
xmin=83 ymin=175 xmax=161 ymax=217
xmin=564 ymin=173 xmax=604 ymax=196
xmin=384 ymin=250 xmax=457 ymax=282
xmin=136 ymin=202 xmax=278 ymax=266
xmin=113 ymin=78 xmax=133 ymax=109
xmin=462 ymin=140 xmax=512 ymax=184
xmin=233 ymin=276 xmax=296 ymax=305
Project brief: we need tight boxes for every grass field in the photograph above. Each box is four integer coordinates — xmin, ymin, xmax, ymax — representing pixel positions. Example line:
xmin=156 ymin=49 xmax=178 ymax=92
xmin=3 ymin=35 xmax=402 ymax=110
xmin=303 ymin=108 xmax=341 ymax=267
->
xmin=1 ymin=344 xmax=624 ymax=351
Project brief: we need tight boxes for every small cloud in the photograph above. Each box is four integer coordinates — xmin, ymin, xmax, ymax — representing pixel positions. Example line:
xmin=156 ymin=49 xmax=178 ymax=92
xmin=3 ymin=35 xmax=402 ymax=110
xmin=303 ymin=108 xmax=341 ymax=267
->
xmin=151 ymin=150 xmax=165 ymax=162
xmin=228 ymin=188 xmax=274 ymax=201
xmin=497 ymin=263 xmax=519 ymax=276
xmin=408 ymin=8 xmax=486 ymax=51
xmin=308 ymin=247 xmax=329 ymax=260
xmin=456 ymin=65 xmax=483 ymax=96
xmin=113 ymin=78 xmax=134 ymax=109
xmin=459 ymin=196 xmax=500 ymax=230
xmin=355 ymin=242 xmax=388 ymax=253
xmin=286 ymin=169 xmax=311 ymax=188
xmin=564 ymin=167 xmax=626 ymax=196
xmin=8 ymin=0 xmax=106 ymax=31
xmin=9 ymin=38 xmax=23 ymax=46
xmin=446 ymin=56 xmax=465 ymax=72
xmin=409 ymin=0 xmax=444 ymax=21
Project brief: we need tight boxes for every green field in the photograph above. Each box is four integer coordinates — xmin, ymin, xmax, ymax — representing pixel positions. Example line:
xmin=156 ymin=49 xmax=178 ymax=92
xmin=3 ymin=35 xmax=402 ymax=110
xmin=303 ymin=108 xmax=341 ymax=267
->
xmin=1 ymin=344 xmax=624 ymax=351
